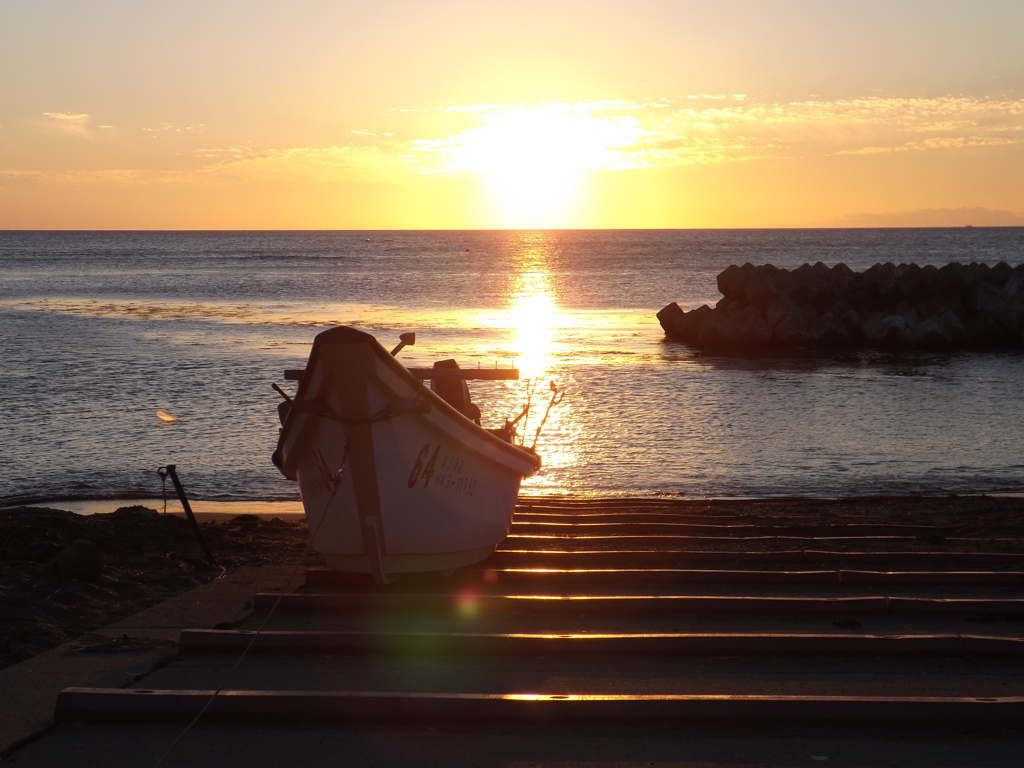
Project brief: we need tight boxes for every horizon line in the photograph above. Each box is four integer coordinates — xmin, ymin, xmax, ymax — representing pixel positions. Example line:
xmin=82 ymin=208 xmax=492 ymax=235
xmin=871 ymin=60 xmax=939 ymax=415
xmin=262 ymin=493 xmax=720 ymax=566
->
xmin=3 ymin=225 xmax=1023 ymax=233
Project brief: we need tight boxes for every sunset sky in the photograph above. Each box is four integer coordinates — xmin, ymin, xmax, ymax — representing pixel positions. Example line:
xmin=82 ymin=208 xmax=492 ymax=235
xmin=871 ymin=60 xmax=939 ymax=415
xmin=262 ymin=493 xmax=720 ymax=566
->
xmin=2 ymin=0 xmax=1023 ymax=229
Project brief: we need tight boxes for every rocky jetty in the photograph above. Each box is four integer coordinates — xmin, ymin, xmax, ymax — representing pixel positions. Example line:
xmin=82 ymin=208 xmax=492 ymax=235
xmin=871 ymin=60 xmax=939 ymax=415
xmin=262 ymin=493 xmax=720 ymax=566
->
xmin=659 ymin=262 xmax=1024 ymax=352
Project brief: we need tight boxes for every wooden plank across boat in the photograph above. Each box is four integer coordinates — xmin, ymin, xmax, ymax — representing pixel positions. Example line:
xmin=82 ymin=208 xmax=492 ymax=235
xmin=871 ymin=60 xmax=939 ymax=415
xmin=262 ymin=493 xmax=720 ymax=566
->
xmin=286 ymin=367 xmax=520 ymax=381
xmin=273 ymin=327 xmax=540 ymax=583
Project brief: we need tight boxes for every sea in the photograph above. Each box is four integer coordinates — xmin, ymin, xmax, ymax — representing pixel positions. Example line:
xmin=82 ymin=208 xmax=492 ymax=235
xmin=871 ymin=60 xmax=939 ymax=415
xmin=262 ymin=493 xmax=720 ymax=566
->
xmin=1 ymin=229 xmax=1023 ymax=507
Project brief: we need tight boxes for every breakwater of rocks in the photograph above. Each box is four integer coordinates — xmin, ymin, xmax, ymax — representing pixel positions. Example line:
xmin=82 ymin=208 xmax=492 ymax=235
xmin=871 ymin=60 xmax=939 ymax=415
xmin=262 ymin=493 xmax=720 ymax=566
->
xmin=658 ymin=262 xmax=1024 ymax=352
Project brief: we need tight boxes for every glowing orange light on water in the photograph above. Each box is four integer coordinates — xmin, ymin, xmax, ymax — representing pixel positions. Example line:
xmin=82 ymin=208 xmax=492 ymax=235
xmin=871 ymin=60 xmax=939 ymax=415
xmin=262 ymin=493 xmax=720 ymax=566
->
xmin=508 ymin=276 xmax=557 ymax=380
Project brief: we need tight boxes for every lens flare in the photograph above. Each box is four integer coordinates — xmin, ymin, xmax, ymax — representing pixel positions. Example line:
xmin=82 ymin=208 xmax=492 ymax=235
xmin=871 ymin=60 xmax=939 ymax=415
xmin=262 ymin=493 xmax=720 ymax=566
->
xmin=457 ymin=587 xmax=480 ymax=619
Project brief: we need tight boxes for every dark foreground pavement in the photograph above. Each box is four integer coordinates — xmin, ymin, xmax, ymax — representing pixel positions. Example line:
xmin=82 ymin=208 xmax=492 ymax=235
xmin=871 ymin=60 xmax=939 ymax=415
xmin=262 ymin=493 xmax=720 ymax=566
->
xmin=6 ymin=497 xmax=1024 ymax=767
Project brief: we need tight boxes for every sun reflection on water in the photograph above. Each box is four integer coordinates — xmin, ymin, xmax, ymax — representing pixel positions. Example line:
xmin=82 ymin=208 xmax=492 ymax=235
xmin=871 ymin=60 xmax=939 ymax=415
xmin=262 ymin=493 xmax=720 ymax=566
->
xmin=493 ymin=239 xmax=580 ymax=490
xmin=508 ymin=270 xmax=557 ymax=380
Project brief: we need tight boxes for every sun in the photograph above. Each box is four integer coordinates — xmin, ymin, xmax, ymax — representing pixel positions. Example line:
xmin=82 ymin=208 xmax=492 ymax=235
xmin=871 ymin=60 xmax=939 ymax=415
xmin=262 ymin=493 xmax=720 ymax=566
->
xmin=448 ymin=105 xmax=640 ymax=227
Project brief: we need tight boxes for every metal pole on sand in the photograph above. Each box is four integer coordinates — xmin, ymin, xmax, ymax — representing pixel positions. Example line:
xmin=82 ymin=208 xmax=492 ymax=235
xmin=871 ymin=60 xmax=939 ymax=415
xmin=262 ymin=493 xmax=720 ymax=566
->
xmin=158 ymin=465 xmax=220 ymax=569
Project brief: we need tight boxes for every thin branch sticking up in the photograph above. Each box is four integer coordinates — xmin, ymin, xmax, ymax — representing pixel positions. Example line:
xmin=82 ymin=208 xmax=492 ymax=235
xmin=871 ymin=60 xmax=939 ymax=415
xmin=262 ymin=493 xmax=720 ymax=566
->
xmin=509 ymin=379 xmax=536 ymax=447
xmin=531 ymin=380 xmax=565 ymax=452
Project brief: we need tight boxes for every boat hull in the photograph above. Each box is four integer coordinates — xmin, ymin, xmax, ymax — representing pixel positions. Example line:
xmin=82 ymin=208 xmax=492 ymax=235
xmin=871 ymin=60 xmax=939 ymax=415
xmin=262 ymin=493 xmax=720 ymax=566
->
xmin=274 ymin=327 xmax=539 ymax=577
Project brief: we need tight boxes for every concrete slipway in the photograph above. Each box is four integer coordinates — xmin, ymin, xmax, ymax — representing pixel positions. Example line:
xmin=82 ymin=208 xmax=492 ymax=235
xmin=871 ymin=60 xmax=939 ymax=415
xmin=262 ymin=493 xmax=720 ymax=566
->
xmin=5 ymin=498 xmax=1024 ymax=767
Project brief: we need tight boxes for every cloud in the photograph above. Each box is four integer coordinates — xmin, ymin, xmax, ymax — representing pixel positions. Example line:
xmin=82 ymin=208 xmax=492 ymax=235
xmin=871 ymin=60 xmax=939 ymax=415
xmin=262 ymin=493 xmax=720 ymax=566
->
xmin=416 ymin=95 xmax=1024 ymax=171
xmin=194 ymin=145 xmax=402 ymax=183
xmin=41 ymin=111 xmax=92 ymax=138
xmin=11 ymin=95 xmax=1024 ymax=191
xmin=0 ymin=169 xmax=186 ymax=186
xmin=2 ymin=144 xmax=406 ymax=188
xmin=615 ymin=96 xmax=1024 ymax=167
xmin=42 ymin=112 xmax=90 ymax=121
xmin=141 ymin=122 xmax=205 ymax=135
xmin=836 ymin=136 xmax=1024 ymax=155
xmin=442 ymin=104 xmax=512 ymax=114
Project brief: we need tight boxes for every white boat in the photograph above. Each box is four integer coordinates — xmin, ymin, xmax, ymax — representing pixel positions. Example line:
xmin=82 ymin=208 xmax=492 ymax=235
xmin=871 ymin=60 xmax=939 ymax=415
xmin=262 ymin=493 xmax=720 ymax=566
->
xmin=272 ymin=326 xmax=540 ymax=582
